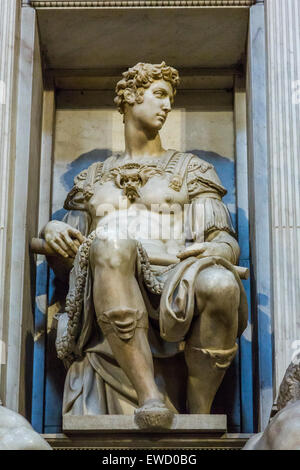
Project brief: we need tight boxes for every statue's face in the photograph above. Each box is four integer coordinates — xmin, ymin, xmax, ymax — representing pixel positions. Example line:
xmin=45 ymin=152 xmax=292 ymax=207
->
xmin=129 ymin=79 xmax=174 ymax=132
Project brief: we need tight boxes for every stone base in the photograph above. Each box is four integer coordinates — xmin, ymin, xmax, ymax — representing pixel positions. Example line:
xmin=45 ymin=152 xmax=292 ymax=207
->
xmin=63 ymin=414 xmax=227 ymax=435
xmin=43 ymin=432 xmax=252 ymax=450
xmin=52 ymin=414 xmax=254 ymax=449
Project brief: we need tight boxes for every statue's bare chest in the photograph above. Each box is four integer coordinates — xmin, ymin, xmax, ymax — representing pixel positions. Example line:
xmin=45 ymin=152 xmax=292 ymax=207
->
xmin=87 ymin=155 xmax=189 ymax=216
xmin=89 ymin=174 xmax=187 ymax=210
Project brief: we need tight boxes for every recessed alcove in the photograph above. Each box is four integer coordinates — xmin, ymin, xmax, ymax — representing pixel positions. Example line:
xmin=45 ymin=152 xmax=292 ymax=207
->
xmin=23 ymin=3 xmax=268 ymax=441
xmin=37 ymin=7 xmax=249 ymax=70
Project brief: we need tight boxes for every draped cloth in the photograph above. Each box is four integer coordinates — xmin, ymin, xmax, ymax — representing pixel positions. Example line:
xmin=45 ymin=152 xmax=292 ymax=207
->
xmin=55 ymin=153 xmax=248 ymax=416
xmin=160 ymin=255 xmax=248 ymax=343
xmin=58 ymin=221 xmax=248 ymax=416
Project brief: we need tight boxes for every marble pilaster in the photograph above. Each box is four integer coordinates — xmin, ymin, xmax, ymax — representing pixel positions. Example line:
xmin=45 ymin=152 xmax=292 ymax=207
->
xmin=0 ymin=0 xmax=21 ymax=405
xmin=0 ymin=2 xmax=44 ymax=414
xmin=7 ymin=3 xmax=43 ymax=415
xmin=247 ymin=2 xmax=274 ymax=430
xmin=265 ymin=0 xmax=300 ymax=395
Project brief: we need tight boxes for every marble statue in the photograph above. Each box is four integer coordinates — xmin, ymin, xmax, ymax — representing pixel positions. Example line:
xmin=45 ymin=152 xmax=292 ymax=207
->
xmin=36 ymin=62 xmax=248 ymax=428
xmin=243 ymin=353 xmax=300 ymax=450
xmin=0 ymin=406 xmax=51 ymax=450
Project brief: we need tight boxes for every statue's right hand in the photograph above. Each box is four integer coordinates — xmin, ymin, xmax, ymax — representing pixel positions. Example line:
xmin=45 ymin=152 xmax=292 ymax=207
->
xmin=44 ymin=221 xmax=85 ymax=259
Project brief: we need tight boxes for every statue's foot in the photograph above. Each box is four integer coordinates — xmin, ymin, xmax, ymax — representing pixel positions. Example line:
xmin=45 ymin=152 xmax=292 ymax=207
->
xmin=134 ymin=399 xmax=174 ymax=429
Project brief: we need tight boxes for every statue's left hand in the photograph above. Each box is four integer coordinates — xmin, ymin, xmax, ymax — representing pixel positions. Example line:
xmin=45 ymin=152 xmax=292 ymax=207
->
xmin=177 ymin=242 xmax=232 ymax=262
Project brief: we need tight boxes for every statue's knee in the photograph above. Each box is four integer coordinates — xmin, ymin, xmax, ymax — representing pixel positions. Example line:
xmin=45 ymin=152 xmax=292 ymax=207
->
xmin=97 ymin=307 xmax=148 ymax=340
xmin=90 ymin=237 xmax=137 ymax=269
xmin=196 ymin=267 xmax=239 ymax=310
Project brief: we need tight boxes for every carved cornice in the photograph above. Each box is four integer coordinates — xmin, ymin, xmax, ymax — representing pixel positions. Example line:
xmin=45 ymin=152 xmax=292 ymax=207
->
xmin=28 ymin=1 xmax=257 ymax=9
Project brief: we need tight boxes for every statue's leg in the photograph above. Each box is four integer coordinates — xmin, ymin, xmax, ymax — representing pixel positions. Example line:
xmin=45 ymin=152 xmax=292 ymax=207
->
xmin=90 ymin=238 xmax=173 ymax=426
xmin=185 ymin=265 xmax=240 ymax=414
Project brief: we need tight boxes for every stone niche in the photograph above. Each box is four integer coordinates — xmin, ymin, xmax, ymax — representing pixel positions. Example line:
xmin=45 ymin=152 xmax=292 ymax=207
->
xmin=16 ymin=0 xmax=270 ymax=448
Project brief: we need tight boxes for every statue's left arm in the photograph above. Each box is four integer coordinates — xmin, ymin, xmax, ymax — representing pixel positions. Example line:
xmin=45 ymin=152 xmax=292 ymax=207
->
xmin=179 ymin=156 xmax=239 ymax=264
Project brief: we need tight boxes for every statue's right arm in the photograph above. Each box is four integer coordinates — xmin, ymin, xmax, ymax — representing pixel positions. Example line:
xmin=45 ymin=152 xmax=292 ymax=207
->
xmin=42 ymin=166 xmax=93 ymax=258
xmin=42 ymin=220 xmax=85 ymax=259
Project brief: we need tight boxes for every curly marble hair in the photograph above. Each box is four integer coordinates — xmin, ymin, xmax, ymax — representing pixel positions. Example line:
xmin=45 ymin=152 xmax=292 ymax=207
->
xmin=114 ymin=61 xmax=180 ymax=114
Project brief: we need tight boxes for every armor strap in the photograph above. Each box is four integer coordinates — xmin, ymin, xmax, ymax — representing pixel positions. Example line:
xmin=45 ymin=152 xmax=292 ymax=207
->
xmin=165 ymin=152 xmax=195 ymax=192
xmin=82 ymin=162 xmax=99 ymax=195
xmin=102 ymin=154 xmax=121 ymax=174
xmin=188 ymin=343 xmax=238 ymax=370
xmin=86 ymin=151 xmax=194 ymax=193
xmin=97 ymin=308 xmax=148 ymax=341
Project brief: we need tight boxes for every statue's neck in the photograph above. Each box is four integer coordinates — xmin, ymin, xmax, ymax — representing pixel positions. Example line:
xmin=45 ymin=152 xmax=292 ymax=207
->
xmin=124 ymin=120 xmax=165 ymax=159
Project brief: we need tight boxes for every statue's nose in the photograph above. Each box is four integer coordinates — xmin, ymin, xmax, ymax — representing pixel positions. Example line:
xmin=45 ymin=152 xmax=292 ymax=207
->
xmin=162 ymin=97 xmax=171 ymax=112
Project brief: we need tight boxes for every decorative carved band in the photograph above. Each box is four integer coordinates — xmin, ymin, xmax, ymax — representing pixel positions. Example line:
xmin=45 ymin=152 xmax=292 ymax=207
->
xmin=28 ymin=1 xmax=257 ymax=8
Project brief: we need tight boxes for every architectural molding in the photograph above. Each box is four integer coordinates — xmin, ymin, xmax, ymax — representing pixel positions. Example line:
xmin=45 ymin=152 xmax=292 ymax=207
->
xmin=4 ymin=5 xmax=44 ymax=415
xmin=247 ymin=1 xmax=273 ymax=430
xmin=43 ymin=432 xmax=251 ymax=450
xmin=28 ymin=0 xmax=256 ymax=9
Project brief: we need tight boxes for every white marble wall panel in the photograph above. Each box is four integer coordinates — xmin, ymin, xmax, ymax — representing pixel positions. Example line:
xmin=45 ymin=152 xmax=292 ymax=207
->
xmin=265 ymin=0 xmax=300 ymax=394
xmin=3 ymin=4 xmax=44 ymax=414
xmin=0 ymin=0 xmax=21 ymax=404
xmin=247 ymin=2 xmax=273 ymax=430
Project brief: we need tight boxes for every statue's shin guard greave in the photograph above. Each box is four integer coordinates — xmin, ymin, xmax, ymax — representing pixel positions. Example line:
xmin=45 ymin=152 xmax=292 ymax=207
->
xmin=195 ymin=343 xmax=238 ymax=370
xmin=96 ymin=307 xmax=148 ymax=340
xmin=184 ymin=343 xmax=238 ymax=413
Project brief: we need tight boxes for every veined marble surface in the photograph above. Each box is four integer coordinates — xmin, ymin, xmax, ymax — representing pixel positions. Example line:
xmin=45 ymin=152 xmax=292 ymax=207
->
xmin=0 ymin=406 xmax=51 ymax=450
